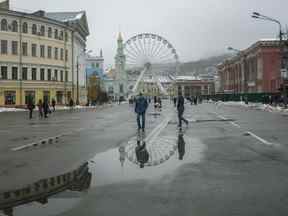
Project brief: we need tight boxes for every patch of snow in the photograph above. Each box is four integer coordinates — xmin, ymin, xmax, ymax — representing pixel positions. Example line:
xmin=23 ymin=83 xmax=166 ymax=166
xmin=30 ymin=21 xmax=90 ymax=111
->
xmin=0 ymin=107 xmax=26 ymax=112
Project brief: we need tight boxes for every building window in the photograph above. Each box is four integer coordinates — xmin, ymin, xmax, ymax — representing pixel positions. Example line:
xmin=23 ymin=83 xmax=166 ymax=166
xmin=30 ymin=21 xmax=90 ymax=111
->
xmin=32 ymin=24 xmax=37 ymax=35
xmin=12 ymin=67 xmax=18 ymax=80
xmin=22 ymin=42 xmax=28 ymax=56
xmin=54 ymin=29 xmax=58 ymax=39
xmin=1 ymin=19 xmax=8 ymax=31
xmin=22 ymin=67 xmax=28 ymax=80
xmin=65 ymin=32 xmax=68 ymax=41
xmin=54 ymin=70 xmax=58 ymax=81
xmin=96 ymin=63 xmax=99 ymax=68
xmin=65 ymin=50 xmax=68 ymax=61
xmin=40 ymin=25 xmax=45 ymax=36
xmin=32 ymin=44 xmax=37 ymax=57
xmin=40 ymin=68 xmax=45 ymax=80
xmin=1 ymin=66 xmax=8 ymax=79
xmin=12 ymin=41 xmax=18 ymax=55
xmin=32 ymin=68 xmax=37 ymax=80
xmin=60 ymin=48 xmax=64 ymax=60
xmin=1 ymin=40 xmax=8 ymax=54
xmin=59 ymin=31 xmax=63 ymax=40
xmin=48 ymin=27 xmax=52 ymax=38
xmin=47 ymin=69 xmax=51 ymax=81
xmin=22 ymin=22 xmax=28 ymax=33
xmin=11 ymin=20 xmax=18 ymax=32
xmin=54 ymin=48 xmax=58 ymax=60
xmin=65 ymin=71 xmax=68 ymax=82
xmin=4 ymin=91 xmax=16 ymax=105
xmin=40 ymin=45 xmax=45 ymax=58
xmin=48 ymin=46 xmax=52 ymax=58
xmin=60 ymin=70 xmax=63 ymax=82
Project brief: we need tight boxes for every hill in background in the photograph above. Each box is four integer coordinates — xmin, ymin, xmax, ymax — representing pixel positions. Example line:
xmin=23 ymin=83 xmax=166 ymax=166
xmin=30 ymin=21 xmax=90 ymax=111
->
xmin=179 ymin=54 xmax=232 ymax=76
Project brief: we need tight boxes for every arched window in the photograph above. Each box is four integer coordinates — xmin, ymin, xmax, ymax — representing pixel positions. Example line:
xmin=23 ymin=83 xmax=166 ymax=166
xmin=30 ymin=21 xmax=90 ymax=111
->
xmin=1 ymin=19 xmax=8 ymax=31
xmin=22 ymin=22 xmax=28 ymax=33
xmin=54 ymin=29 xmax=58 ymax=39
xmin=40 ymin=25 xmax=45 ymax=36
xmin=48 ymin=27 xmax=52 ymax=38
xmin=32 ymin=24 xmax=37 ymax=35
xmin=11 ymin=20 xmax=18 ymax=32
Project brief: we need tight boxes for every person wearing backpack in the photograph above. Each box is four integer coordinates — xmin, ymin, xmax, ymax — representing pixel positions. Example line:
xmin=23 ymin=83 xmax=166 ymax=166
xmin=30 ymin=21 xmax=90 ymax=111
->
xmin=135 ymin=92 xmax=148 ymax=132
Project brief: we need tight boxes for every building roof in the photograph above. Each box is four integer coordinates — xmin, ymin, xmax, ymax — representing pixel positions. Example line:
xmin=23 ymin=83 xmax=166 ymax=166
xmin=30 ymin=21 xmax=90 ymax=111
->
xmin=46 ymin=11 xmax=89 ymax=38
xmin=175 ymin=75 xmax=201 ymax=81
xmin=45 ymin=11 xmax=85 ymax=22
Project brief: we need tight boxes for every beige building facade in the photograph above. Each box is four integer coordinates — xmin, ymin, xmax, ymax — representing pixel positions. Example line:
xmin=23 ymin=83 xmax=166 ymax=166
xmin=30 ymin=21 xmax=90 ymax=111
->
xmin=0 ymin=4 xmax=89 ymax=107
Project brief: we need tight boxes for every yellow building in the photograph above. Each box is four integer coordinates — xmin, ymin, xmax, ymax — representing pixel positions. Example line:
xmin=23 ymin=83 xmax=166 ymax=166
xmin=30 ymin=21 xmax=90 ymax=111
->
xmin=0 ymin=2 xmax=89 ymax=107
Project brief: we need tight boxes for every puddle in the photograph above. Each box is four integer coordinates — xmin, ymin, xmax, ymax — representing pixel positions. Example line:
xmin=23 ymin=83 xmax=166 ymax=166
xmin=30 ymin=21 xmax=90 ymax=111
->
xmin=0 ymin=134 xmax=206 ymax=216
xmin=89 ymin=134 xmax=206 ymax=186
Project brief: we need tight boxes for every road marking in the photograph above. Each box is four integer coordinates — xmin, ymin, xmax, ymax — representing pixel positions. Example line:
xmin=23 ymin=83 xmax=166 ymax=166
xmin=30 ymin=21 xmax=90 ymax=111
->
xmin=212 ymin=112 xmax=276 ymax=146
xmin=212 ymin=112 xmax=241 ymax=128
xmin=245 ymin=131 xmax=274 ymax=146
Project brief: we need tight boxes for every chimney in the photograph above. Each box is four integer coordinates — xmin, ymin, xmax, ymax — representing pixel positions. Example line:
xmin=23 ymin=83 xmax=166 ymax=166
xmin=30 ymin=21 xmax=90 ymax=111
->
xmin=0 ymin=0 xmax=9 ymax=10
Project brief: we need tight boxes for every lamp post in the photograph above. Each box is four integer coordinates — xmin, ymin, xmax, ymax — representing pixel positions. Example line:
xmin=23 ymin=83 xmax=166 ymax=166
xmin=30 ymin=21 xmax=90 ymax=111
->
xmin=76 ymin=49 xmax=92 ymax=105
xmin=251 ymin=12 xmax=287 ymax=94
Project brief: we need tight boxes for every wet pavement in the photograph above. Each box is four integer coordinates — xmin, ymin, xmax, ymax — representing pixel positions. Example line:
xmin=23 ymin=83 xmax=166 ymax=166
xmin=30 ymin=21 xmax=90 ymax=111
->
xmin=1 ymin=101 xmax=288 ymax=215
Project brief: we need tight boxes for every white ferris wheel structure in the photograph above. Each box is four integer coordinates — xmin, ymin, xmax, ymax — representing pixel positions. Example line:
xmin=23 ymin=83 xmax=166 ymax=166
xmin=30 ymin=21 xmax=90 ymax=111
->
xmin=123 ymin=33 xmax=180 ymax=96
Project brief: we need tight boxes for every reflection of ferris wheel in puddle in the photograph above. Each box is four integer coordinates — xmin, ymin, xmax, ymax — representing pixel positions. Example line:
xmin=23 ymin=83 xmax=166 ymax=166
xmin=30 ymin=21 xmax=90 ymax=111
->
xmin=124 ymin=135 xmax=178 ymax=167
xmin=124 ymin=33 xmax=179 ymax=77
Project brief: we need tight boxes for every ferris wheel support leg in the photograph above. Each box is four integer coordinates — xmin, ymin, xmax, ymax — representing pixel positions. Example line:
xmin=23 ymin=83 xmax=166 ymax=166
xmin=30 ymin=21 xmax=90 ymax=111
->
xmin=128 ymin=68 xmax=147 ymax=99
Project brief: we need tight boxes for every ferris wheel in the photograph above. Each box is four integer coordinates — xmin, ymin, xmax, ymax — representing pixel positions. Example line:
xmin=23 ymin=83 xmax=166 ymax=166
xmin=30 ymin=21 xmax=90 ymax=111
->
xmin=123 ymin=33 xmax=179 ymax=77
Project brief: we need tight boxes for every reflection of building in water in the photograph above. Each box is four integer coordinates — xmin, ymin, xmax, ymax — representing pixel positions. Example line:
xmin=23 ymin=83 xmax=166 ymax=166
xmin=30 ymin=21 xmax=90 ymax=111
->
xmin=0 ymin=162 xmax=91 ymax=216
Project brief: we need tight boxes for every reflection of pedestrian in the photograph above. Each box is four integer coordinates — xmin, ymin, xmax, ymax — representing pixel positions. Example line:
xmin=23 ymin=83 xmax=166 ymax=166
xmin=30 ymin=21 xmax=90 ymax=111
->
xmin=135 ymin=141 xmax=149 ymax=168
xmin=135 ymin=92 xmax=148 ymax=132
xmin=27 ymin=97 xmax=35 ymax=119
xmin=37 ymin=99 xmax=43 ymax=118
xmin=177 ymin=132 xmax=185 ymax=160
xmin=177 ymin=92 xmax=188 ymax=129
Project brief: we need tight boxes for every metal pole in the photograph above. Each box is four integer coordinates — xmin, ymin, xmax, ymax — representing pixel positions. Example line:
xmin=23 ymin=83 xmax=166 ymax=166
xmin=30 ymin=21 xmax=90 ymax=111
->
xmin=76 ymin=57 xmax=79 ymax=105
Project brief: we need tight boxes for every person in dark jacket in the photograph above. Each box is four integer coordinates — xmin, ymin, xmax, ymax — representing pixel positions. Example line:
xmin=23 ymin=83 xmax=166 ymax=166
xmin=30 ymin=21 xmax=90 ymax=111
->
xmin=177 ymin=91 xmax=188 ymax=129
xmin=43 ymin=99 xmax=50 ymax=118
xmin=135 ymin=141 xmax=149 ymax=168
xmin=51 ymin=98 xmax=56 ymax=112
xmin=37 ymin=99 xmax=43 ymax=118
xmin=135 ymin=92 xmax=148 ymax=131
xmin=177 ymin=132 xmax=185 ymax=160
xmin=27 ymin=97 xmax=35 ymax=119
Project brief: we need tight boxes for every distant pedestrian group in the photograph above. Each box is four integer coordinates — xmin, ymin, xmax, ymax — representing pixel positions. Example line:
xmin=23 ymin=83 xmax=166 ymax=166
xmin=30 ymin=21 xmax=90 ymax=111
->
xmin=27 ymin=97 xmax=59 ymax=119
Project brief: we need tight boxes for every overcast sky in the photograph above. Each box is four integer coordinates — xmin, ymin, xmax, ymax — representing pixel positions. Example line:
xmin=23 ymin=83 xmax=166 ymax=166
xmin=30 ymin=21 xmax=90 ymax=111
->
xmin=11 ymin=0 xmax=288 ymax=68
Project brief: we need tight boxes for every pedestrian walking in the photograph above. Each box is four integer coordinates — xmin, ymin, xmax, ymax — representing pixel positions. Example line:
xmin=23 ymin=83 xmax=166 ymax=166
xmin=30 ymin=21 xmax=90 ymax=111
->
xmin=135 ymin=92 xmax=148 ymax=132
xmin=173 ymin=97 xmax=177 ymax=107
xmin=43 ymin=99 xmax=50 ymax=118
xmin=27 ymin=97 xmax=35 ymax=119
xmin=37 ymin=99 xmax=43 ymax=118
xmin=51 ymin=98 xmax=56 ymax=112
xmin=69 ymin=98 xmax=74 ymax=111
xmin=177 ymin=91 xmax=188 ymax=129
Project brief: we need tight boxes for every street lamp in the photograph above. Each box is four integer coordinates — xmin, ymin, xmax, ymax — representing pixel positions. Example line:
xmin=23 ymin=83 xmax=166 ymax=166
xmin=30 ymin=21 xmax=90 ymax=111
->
xmin=251 ymin=12 xmax=287 ymax=93
xmin=76 ymin=49 xmax=92 ymax=105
